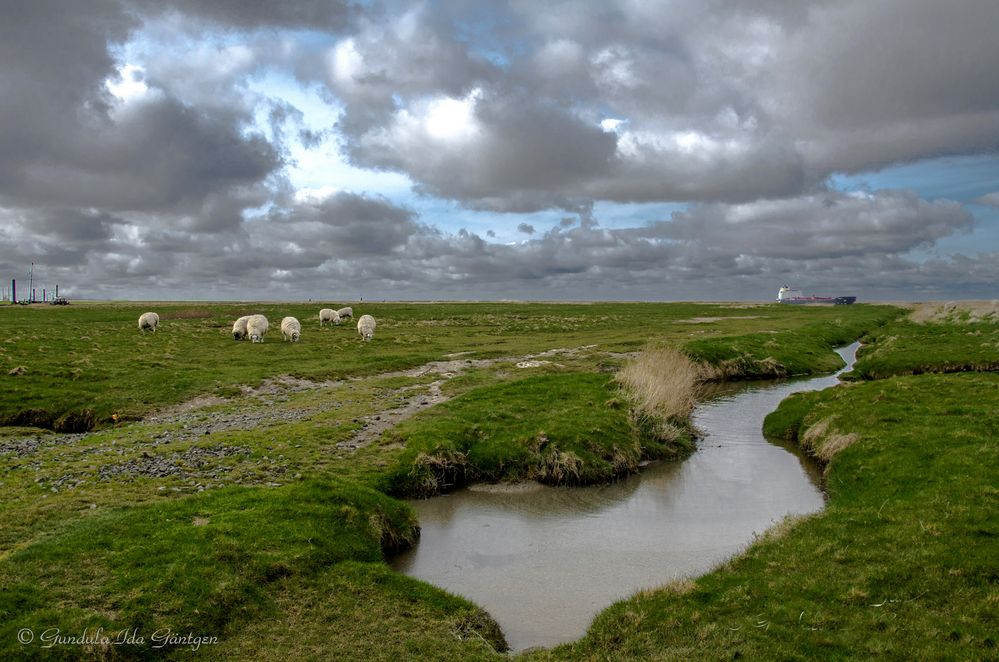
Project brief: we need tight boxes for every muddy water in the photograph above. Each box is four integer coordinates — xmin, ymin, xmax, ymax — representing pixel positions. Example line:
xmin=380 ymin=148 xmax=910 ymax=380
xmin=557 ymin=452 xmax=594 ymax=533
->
xmin=391 ymin=343 xmax=859 ymax=652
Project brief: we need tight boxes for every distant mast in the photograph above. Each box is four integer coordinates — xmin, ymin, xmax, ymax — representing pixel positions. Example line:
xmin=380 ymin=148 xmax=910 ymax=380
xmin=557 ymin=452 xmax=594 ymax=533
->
xmin=28 ymin=262 xmax=34 ymax=303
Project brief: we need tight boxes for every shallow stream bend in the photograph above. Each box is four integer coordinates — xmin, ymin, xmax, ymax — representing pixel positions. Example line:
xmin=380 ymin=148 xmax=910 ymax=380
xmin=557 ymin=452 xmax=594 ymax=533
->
xmin=391 ymin=343 xmax=859 ymax=652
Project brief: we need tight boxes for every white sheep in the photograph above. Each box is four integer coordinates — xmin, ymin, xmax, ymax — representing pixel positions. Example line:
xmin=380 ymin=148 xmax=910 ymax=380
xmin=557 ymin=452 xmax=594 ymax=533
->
xmin=281 ymin=316 xmax=302 ymax=342
xmin=357 ymin=314 xmax=376 ymax=341
xmin=231 ymin=315 xmax=251 ymax=340
xmin=246 ymin=314 xmax=269 ymax=343
xmin=138 ymin=312 xmax=159 ymax=333
xmin=337 ymin=306 xmax=353 ymax=320
xmin=319 ymin=308 xmax=341 ymax=327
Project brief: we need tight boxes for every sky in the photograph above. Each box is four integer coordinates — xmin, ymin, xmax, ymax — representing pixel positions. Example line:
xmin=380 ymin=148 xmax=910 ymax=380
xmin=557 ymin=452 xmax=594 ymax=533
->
xmin=1 ymin=0 xmax=998 ymax=302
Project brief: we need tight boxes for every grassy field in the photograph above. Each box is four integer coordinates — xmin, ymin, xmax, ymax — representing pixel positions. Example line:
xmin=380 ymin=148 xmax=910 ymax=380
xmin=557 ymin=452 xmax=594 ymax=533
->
xmin=1 ymin=300 xmax=915 ymax=659
xmin=0 ymin=301 xmax=896 ymax=431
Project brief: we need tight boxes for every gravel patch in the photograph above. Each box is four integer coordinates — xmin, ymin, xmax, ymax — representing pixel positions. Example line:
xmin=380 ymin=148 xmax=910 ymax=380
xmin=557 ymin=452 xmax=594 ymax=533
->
xmin=96 ymin=444 xmax=252 ymax=482
xmin=0 ymin=433 xmax=87 ymax=458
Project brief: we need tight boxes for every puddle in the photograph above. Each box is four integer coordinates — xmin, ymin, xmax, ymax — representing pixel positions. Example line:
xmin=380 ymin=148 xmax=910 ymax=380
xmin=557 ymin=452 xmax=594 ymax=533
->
xmin=391 ymin=343 xmax=859 ymax=652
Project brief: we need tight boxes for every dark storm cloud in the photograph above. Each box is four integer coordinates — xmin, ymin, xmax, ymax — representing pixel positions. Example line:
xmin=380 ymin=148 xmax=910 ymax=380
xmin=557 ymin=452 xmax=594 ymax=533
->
xmin=315 ymin=0 xmax=999 ymax=211
xmin=0 ymin=0 xmax=281 ymax=230
xmin=639 ymin=190 xmax=974 ymax=260
xmin=346 ymin=88 xmax=617 ymax=212
xmin=2 ymin=0 xmax=997 ymax=301
xmin=131 ymin=0 xmax=359 ymax=30
xmin=3 ymin=185 xmax=985 ymax=300
xmin=263 ymin=192 xmax=423 ymax=258
xmin=7 ymin=97 xmax=277 ymax=220
xmin=321 ymin=3 xmax=499 ymax=136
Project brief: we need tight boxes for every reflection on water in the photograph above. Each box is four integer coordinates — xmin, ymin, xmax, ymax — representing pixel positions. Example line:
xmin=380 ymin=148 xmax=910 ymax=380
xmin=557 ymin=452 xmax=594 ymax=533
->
xmin=391 ymin=343 xmax=859 ymax=652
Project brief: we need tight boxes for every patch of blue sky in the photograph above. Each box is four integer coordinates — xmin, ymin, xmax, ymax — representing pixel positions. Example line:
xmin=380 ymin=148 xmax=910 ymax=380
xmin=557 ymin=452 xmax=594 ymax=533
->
xmin=246 ymin=70 xmax=413 ymax=199
xmin=591 ymin=201 xmax=689 ymax=229
xmin=830 ymin=154 xmax=999 ymax=202
xmin=408 ymin=198 xmax=568 ymax=243
xmin=406 ymin=199 xmax=691 ymax=244
xmin=832 ymin=155 xmax=999 ymax=258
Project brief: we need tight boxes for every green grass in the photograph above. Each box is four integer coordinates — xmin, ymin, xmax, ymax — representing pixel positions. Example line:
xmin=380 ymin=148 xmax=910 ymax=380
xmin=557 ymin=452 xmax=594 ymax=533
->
xmin=681 ymin=312 xmax=901 ymax=380
xmin=201 ymin=562 xmax=504 ymax=661
xmin=0 ymin=479 xmax=508 ymax=659
xmin=529 ymin=371 xmax=999 ymax=659
xmin=850 ymin=319 xmax=999 ymax=379
xmin=0 ymin=301 xmax=898 ymax=431
xmin=0 ymin=301 xmax=906 ymax=659
xmin=382 ymin=373 xmax=693 ymax=497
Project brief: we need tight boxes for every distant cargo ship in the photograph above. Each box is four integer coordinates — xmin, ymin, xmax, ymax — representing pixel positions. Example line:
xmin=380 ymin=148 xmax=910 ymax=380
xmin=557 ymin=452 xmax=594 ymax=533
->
xmin=777 ymin=286 xmax=856 ymax=305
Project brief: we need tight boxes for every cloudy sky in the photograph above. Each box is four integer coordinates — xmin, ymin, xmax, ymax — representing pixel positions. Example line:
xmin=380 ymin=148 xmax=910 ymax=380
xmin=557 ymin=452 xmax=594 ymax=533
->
xmin=2 ymin=0 xmax=998 ymax=302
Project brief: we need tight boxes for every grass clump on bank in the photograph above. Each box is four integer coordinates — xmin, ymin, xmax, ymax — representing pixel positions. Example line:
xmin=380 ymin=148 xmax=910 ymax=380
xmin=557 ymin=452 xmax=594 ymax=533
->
xmin=615 ymin=346 xmax=701 ymax=444
xmin=533 ymin=372 xmax=999 ymax=660
xmin=384 ymin=372 xmax=694 ymax=497
xmin=1 ymin=479 xmax=507 ymax=659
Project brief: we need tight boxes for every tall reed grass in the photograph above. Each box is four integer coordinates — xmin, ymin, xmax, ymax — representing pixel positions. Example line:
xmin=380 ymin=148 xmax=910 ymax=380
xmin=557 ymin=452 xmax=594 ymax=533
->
xmin=615 ymin=346 xmax=702 ymax=424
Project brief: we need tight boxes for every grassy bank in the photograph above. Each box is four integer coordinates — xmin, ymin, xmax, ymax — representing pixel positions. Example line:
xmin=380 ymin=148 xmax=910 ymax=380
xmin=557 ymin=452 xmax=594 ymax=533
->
xmin=681 ymin=312 xmax=901 ymax=380
xmin=0 ymin=301 xmax=904 ymax=658
xmin=850 ymin=318 xmax=999 ymax=379
xmin=0 ymin=479 xmax=505 ymax=659
xmin=383 ymin=372 xmax=694 ymax=497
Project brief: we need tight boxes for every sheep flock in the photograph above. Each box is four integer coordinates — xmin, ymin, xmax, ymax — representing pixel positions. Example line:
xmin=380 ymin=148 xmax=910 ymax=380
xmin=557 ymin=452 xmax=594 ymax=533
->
xmin=138 ymin=306 xmax=375 ymax=346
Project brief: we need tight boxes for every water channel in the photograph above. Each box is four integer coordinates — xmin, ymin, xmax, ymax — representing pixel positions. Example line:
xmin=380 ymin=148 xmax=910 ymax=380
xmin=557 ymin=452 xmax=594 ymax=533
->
xmin=391 ymin=343 xmax=859 ymax=652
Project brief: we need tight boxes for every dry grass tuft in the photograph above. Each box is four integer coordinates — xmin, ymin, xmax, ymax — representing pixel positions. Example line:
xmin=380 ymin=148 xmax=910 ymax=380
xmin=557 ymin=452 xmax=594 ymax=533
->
xmin=818 ymin=432 xmax=860 ymax=462
xmin=800 ymin=417 xmax=832 ymax=453
xmin=800 ymin=416 xmax=860 ymax=462
xmin=747 ymin=514 xmax=814 ymax=550
xmin=909 ymin=301 xmax=999 ymax=324
xmin=638 ymin=578 xmax=697 ymax=599
xmin=407 ymin=449 xmax=468 ymax=496
xmin=536 ymin=449 xmax=582 ymax=484
xmin=616 ymin=346 xmax=701 ymax=422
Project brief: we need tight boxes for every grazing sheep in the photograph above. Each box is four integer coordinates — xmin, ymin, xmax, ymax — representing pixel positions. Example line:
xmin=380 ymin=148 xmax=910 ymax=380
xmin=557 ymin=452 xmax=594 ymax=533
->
xmin=357 ymin=314 xmax=376 ymax=341
xmin=319 ymin=308 xmax=341 ymax=327
xmin=138 ymin=312 xmax=159 ymax=333
xmin=281 ymin=316 xmax=302 ymax=342
xmin=246 ymin=314 xmax=269 ymax=343
xmin=232 ymin=315 xmax=251 ymax=340
xmin=337 ymin=306 xmax=353 ymax=320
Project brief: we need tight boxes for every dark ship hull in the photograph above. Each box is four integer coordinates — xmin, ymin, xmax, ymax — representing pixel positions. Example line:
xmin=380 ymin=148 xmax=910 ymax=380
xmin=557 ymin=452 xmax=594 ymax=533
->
xmin=779 ymin=295 xmax=856 ymax=305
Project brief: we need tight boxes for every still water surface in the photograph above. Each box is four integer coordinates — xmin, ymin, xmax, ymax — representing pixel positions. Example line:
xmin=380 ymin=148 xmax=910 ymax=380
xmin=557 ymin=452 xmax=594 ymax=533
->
xmin=391 ymin=343 xmax=859 ymax=651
